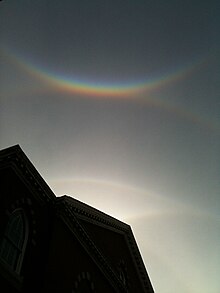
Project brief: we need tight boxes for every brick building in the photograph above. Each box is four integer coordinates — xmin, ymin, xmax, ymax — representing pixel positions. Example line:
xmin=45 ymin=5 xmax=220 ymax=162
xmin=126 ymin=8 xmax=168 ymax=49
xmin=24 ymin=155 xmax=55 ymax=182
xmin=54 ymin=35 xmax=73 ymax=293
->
xmin=0 ymin=145 xmax=154 ymax=292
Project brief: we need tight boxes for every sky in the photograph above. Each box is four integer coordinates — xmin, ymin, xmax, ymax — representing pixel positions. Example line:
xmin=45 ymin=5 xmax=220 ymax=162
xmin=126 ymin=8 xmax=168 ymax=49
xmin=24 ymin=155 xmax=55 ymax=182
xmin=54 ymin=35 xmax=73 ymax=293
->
xmin=0 ymin=1 xmax=220 ymax=292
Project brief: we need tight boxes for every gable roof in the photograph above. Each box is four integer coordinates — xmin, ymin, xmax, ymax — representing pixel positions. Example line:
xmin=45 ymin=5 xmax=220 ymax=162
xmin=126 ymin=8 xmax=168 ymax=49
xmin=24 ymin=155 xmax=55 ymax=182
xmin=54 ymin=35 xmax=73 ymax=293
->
xmin=0 ymin=145 xmax=154 ymax=292
xmin=0 ymin=145 xmax=56 ymax=204
xmin=56 ymin=195 xmax=154 ymax=293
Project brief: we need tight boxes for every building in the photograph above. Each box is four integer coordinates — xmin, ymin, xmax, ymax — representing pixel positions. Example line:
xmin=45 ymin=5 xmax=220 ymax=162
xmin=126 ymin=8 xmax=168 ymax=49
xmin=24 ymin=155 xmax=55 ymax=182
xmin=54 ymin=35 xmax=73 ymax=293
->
xmin=0 ymin=145 xmax=154 ymax=292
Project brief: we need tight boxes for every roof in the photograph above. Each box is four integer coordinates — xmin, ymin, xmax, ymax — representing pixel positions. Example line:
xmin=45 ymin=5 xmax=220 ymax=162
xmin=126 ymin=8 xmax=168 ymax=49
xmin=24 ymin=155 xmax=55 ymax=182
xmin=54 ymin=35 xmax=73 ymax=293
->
xmin=0 ymin=145 xmax=154 ymax=292
xmin=0 ymin=144 xmax=56 ymax=204
xmin=55 ymin=195 xmax=154 ymax=292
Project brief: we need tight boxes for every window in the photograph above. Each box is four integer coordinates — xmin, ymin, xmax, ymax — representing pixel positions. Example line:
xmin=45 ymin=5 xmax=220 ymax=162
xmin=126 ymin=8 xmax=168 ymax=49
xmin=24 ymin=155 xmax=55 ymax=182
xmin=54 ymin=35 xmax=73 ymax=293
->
xmin=0 ymin=209 xmax=28 ymax=273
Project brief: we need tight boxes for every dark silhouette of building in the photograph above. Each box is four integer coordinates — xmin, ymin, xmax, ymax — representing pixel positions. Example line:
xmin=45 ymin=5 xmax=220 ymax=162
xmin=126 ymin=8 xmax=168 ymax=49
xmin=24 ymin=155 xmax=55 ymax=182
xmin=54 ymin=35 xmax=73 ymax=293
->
xmin=0 ymin=145 xmax=154 ymax=292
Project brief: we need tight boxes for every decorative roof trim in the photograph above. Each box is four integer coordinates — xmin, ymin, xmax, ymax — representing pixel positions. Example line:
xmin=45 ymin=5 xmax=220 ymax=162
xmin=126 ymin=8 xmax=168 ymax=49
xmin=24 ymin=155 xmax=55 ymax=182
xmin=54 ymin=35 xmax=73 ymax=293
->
xmin=62 ymin=195 xmax=129 ymax=232
xmin=59 ymin=195 xmax=154 ymax=293
xmin=0 ymin=145 xmax=154 ymax=292
xmin=0 ymin=145 xmax=56 ymax=204
xmin=55 ymin=198 xmax=127 ymax=293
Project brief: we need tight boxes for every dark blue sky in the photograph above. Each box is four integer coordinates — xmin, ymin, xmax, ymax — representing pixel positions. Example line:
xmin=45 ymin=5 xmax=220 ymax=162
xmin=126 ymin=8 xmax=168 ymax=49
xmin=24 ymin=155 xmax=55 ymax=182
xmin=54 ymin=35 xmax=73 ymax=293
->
xmin=0 ymin=1 xmax=220 ymax=292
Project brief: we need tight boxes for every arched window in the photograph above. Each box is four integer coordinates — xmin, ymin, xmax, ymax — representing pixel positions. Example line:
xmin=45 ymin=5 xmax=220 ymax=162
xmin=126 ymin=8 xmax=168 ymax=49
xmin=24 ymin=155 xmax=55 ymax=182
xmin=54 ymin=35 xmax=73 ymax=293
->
xmin=0 ymin=209 xmax=28 ymax=273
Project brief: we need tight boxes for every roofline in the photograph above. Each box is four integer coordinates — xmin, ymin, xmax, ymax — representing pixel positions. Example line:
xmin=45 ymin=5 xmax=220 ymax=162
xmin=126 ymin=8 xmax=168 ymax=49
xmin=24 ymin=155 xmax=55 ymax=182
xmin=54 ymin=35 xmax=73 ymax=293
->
xmin=0 ymin=145 xmax=154 ymax=292
xmin=58 ymin=195 xmax=154 ymax=293
xmin=61 ymin=195 xmax=130 ymax=232
xmin=0 ymin=144 xmax=56 ymax=204
xmin=55 ymin=197 xmax=127 ymax=292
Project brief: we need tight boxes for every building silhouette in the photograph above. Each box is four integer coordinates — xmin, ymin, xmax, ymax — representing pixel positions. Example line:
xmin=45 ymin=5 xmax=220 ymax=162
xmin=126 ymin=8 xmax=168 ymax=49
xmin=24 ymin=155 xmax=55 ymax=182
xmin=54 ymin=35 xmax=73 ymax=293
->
xmin=0 ymin=145 xmax=154 ymax=292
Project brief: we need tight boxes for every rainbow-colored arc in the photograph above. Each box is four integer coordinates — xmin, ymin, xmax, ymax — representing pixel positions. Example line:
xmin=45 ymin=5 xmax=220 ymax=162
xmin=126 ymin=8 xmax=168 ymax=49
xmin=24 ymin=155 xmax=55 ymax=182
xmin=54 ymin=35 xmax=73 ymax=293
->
xmin=37 ymin=70 xmax=148 ymax=97
xmin=22 ymin=64 xmax=193 ymax=98
xmin=1 ymin=47 xmax=217 ymax=130
xmin=1 ymin=47 xmax=200 ymax=98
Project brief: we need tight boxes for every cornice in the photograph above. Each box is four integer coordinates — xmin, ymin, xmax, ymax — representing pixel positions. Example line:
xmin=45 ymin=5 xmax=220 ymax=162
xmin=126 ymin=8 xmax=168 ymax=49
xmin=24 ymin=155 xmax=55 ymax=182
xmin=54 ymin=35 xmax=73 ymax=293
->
xmin=0 ymin=145 xmax=154 ymax=292
xmin=0 ymin=145 xmax=56 ymax=204
xmin=62 ymin=195 xmax=129 ymax=233
xmin=55 ymin=198 xmax=127 ymax=293
xmin=58 ymin=196 xmax=154 ymax=293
